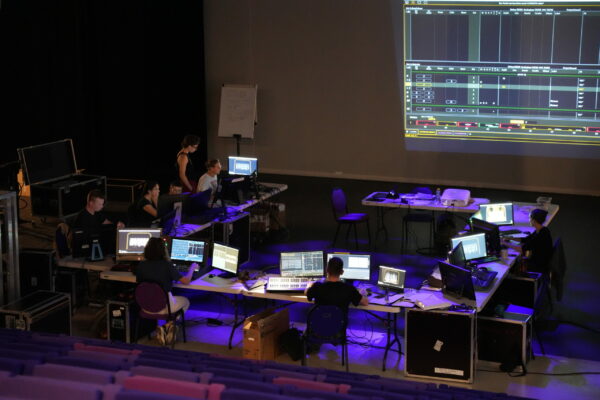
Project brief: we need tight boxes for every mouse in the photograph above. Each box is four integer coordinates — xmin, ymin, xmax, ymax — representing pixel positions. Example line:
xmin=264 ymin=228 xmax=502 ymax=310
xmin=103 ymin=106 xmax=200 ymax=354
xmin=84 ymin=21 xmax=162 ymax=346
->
xmin=415 ymin=300 xmax=425 ymax=309
xmin=366 ymin=288 xmax=372 ymax=296
xmin=208 ymin=274 xmax=215 ymax=278
xmin=478 ymin=266 xmax=489 ymax=272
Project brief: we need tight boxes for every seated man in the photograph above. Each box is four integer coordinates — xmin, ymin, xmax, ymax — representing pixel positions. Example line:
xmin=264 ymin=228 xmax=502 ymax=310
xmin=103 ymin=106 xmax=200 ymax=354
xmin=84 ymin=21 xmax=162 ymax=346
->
xmin=71 ymin=190 xmax=124 ymax=256
xmin=196 ymin=159 xmax=222 ymax=205
xmin=135 ymin=237 xmax=196 ymax=346
xmin=305 ymin=256 xmax=369 ymax=311
xmin=503 ymin=208 xmax=553 ymax=274
xmin=168 ymin=180 xmax=183 ymax=195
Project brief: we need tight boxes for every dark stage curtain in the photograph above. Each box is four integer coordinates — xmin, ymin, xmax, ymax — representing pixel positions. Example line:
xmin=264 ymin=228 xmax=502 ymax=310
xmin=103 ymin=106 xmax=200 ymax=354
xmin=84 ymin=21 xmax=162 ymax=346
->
xmin=0 ymin=0 xmax=207 ymax=184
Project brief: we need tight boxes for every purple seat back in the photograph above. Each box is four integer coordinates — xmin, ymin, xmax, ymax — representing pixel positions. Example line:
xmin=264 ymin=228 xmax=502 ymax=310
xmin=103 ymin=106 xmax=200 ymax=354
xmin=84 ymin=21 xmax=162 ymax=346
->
xmin=115 ymin=390 xmax=197 ymax=400
xmin=306 ymin=306 xmax=347 ymax=345
xmin=331 ymin=188 xmax=348 ymax=220
xmin=135 ymin=282 xmax=169 ymax=315
xmin=211 ymin=377 xmax=281 ymax=394
xmin=32 ymin=363 xmax=114 ymax=384
xmin=0 ymin=375 xmax=103 ymax=400
xmin=129 ymin=365 xmax=200 ymax=382
xmin=221 ymin=388 xmax=298 ymax=400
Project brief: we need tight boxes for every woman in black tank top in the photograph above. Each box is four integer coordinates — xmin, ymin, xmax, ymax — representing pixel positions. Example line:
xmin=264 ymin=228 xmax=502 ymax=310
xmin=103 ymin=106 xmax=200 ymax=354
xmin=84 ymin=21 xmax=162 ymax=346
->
xmin=176 ymin=135 xmax=200 ymax=192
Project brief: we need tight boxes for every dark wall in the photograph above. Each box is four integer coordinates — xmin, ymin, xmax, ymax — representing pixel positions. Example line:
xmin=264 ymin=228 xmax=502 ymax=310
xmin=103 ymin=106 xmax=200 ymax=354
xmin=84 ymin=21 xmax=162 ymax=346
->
xmin=0 ymin=0 xmax=207 ymax=185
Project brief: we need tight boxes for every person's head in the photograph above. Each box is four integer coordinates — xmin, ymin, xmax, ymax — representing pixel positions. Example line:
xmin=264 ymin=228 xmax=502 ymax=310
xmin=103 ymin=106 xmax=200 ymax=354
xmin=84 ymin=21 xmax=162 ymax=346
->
xmin=168 ymin=180 xmax=183 ymax=195
xmin=326 ymin=257 xmax=344 ymax=278
xmin=143 ymin=180 xmax=160 ymax=198
xmin=181 ymin=135 xmax=200 ymax=153
xmin=530 ymin=208 xmax=548 ymax=226
xmin=86 ymin=190 xmax=105 ymax=213
xmin=143 ymin=237 xmax=169 ymax=261
xmin=206 ymin=159 xmax=222 ymax=176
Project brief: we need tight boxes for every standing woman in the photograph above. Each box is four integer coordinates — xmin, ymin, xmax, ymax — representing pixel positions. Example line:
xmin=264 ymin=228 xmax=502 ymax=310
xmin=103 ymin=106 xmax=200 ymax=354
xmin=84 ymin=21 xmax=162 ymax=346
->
xmin=176 ymin=135 xmax=200 ymax=192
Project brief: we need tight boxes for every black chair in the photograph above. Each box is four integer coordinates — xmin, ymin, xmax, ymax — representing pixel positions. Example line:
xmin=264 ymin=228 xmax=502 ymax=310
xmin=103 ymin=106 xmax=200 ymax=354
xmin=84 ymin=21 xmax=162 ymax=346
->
xmin=331 ymin=187 xmax=371 ymax=249
xmin=134 ymin=281 xmax=187 ymax=348
xmin=302 ymin=305 xmax=349 ymax=371
xmin=402 ymin=187 xmax=435 ymax=254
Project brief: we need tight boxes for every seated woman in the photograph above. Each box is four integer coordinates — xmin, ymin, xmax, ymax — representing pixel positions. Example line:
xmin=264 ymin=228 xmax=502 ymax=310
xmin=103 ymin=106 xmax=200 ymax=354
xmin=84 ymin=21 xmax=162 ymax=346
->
xmin=503 ymin=208 xmax=553 ymax=274
xmin=135 ymin=237 xmax=197 ymax=345
xmin=133 ymin=180 xmax=160 ymax=227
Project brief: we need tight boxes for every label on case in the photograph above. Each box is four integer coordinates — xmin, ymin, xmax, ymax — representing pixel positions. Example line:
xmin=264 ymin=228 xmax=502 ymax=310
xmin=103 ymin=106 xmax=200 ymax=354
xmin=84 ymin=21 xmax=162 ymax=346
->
xmin=435 ymin=367 xmax=464 ymax=376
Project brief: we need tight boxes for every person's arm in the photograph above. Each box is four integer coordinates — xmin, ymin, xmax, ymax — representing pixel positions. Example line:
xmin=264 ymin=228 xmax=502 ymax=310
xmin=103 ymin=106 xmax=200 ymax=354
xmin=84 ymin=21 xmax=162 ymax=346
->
xmin=358 ymin=288 xmax=369 ymax=306
xmin=177 ymin=154 xmax=193 ymax=192
xmin=102 ymin=218 xmax=125 ymax=229
xmin=142 ymin=204 xmax=158 ymax=218
xmin=178 ymin=262 xmax=197 ymax=285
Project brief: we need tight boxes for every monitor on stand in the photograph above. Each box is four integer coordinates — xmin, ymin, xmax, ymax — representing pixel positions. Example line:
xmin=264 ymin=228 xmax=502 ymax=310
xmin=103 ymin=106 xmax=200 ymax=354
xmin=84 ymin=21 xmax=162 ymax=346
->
xmin=211 ymin=242 xmax=240 ymax=278
xmin=280 ymin=251 xmax=325 ymax=277
xmin=326 ymin=252 xmax=371 ymax=282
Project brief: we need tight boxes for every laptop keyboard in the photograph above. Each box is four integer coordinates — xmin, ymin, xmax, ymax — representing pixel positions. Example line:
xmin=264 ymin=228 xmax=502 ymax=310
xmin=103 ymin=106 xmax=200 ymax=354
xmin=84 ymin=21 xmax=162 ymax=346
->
xmin=471 ymin=269 xmax=498 ymax=289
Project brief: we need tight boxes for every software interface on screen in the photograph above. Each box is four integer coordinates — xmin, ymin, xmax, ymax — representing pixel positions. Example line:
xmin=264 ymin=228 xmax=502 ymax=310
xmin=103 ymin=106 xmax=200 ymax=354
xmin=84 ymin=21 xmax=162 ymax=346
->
xmin=402 ymin=0 xmax=600 ymax=148
xmin=326 ymin=253 xmax=371 ymax=281
xmin=212 ymin=243 xmax=239 ymax=274
xmin=478 ymin=202 xmax=514 ymax=225
xmin=280 ymin=251 xmax=324 ymax=277
xmin=378 ymin=266 xmax=406 ymax=290
xmin=116 ymin=228 xmax=162 ymax=259
xmin=170 ymin=239 xmax=205 ymax=263
xmin=228 ymin=156 xmax=258 ymax=176
xmin=451 ymin=233 xmax=487 ymax=261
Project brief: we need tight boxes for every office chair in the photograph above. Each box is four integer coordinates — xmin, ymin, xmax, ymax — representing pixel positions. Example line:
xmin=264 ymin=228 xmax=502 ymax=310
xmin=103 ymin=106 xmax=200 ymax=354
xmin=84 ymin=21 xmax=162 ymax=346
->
xmin=134 ymin=281 xmax=187 ymax=348
xmin=331 ymin=187 xmax=371 ymax=249
xmin=302 ymin=305 xmax=349 ymax=372
xmin=402 ymin=187 xmax=435 ymax=254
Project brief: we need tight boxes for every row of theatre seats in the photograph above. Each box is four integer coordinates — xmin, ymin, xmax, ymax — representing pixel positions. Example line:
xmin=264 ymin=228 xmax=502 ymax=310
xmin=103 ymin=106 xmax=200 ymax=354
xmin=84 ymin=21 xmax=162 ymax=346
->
xmin=0 ymin=328 xmax=534 ymax=400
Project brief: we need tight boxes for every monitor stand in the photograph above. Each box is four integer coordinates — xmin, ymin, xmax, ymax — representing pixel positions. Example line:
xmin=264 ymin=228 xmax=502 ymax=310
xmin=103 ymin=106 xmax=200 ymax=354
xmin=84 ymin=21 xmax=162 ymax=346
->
xmin=217 ymin=271 xmax=237 ymax=279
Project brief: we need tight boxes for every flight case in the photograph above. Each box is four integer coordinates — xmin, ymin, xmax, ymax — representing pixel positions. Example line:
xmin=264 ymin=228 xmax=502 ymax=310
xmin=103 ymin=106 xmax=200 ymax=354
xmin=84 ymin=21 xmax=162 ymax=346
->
xmin=17 ymin=139 xmax=106 ymax=219
xmin=0 ymin=290 xmax=71 ymax=335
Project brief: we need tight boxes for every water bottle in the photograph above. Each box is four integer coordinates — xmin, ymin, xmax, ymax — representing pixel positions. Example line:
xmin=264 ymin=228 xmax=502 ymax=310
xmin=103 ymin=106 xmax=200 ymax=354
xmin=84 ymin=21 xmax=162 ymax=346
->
xmin=435 ymin=187 xmax=441 ymax=204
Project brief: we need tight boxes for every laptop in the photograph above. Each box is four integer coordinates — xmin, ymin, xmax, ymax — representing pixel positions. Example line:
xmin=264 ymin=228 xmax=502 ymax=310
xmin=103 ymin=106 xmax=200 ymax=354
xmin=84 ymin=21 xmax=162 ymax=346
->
xmin=448 ymin=240 xmax=497 ymax=289
xmin=169 ymin=238 xmax=207 ymax=280
xmin=477 ymin=202 xmax=514 ymax=226
xmin=438 ymin=261 xmax=476 ymax=305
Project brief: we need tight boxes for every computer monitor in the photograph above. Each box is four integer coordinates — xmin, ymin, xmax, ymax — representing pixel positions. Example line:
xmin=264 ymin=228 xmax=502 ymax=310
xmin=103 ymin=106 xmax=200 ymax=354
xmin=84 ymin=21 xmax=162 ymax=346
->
xmin=478 ymin=202 xmax=514 ymax=226
xmin=448 ymin=241 xmax=467 ymax=268
xmin=280 ymin=251 xmax=324 ymax=277
xmin=450 ymin=233 xmax=487 ymax=262
xmin=170 ymin=238 xmax=205 ymax=264
xmin=116 ymin=228 xmax=162 ymax=262
xmin=211 ymin=242 xmax=239 ymax=277
xmin=326 ymin=253 xmax=371 ymax=281
xmin=228 ymin=156 xmax=258 ymax=176
xmin=157 ymin=194 xmax=187 ymax=218
xmin=470 ymin=217 xmax=502 ymax=255
xmin=377 ymin=266 xmax=406 ymax=292
xmin=438 ymin=261 xmax=476 ymax=302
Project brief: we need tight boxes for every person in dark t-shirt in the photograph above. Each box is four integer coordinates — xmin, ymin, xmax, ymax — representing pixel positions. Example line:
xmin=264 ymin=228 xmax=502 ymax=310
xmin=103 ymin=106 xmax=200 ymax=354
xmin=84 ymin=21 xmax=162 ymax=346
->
xmin=305 ymin=257 xmax=369 ymax=311
xmin=503 ymin=208 xmax=553 ymax=274
xmin=135 ymin=237 xmax=196 ymax=345
xmin=133 ymin=180 xmax=160 ymax=227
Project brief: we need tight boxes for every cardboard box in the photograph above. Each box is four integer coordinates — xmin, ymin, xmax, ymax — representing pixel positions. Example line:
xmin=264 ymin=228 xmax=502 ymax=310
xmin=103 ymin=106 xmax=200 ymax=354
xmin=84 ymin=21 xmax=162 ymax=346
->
xmin=243 ymin=307 xmax=289 ymax=360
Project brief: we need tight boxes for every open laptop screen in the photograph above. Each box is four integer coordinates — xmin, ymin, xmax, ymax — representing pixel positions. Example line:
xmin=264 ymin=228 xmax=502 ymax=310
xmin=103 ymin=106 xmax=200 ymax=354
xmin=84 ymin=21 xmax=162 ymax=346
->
xmin=280 ymin=251 xmax=324 ymax=277
xmin=438 ymin=261 xmax=476 ymax=302
xmin=116 ymin=228 xmax=162 ymax=261
xmin=326 ymin=253 xmax=371 ymax=281
xmin=478 ymin=202 xmax=514 ymax=226
xmin=170 ymin=239 xmax=205 ymax=263
xmin=450 ymin=233 xmax=487 ymax=261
